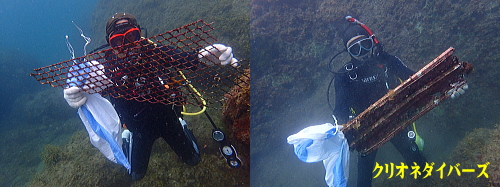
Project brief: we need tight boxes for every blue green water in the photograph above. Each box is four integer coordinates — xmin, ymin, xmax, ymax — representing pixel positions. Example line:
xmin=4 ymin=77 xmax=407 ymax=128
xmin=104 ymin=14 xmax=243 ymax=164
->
xmin=0 ymin=0 xmax=96 ymax=185
xmin=1 ymin=0 xmax=251 ymax=186
xmin=0 ymin=0 xmax=96 ymax=125
xmin=250 ymin=0 xmax=500 ymax=186
xmin=1 ymin=0 xmax=499 ymax=186
xmin=0 ymin=0 xmax=97 ymax=66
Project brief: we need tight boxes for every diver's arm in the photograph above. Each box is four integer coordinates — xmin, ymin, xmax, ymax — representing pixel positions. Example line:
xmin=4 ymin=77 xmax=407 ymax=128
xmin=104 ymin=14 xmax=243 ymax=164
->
xmin=332 ymin=74 xmax=352 ymax=125
xmin=388 ymin=55 xmax=415 ymax=80
xmin=156 ymin=44 xmax=238 ymax=68
xmin=154 ymin=45 xmax=200 ymax=70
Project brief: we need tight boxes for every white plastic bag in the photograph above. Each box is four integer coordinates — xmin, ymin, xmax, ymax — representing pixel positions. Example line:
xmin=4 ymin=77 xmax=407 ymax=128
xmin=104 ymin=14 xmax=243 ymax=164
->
xmin=287 ymin=123 xmax=349 ymax=187
xmin=78 ymin=93 xmax=130 ymax=170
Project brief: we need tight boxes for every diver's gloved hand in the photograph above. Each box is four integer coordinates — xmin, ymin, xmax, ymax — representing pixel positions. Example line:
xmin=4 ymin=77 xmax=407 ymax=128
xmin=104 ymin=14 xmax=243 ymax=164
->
xmin=447 ymin=82 xmax=469 ymax=99
xmin=64 ymin=87 xmax=87 ymax=109
xmin=198 ymin=44 xmax=239 ymax=67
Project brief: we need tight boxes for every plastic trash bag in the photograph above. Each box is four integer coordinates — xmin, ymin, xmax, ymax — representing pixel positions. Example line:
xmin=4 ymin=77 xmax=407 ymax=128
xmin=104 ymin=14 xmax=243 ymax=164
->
xmin=287 ymin=123 xmax=349 ymax=187
xmin=66 ymin=60 xmax=113 ymax=93
xmin=78 ymin=93 xmax=131 ymax=171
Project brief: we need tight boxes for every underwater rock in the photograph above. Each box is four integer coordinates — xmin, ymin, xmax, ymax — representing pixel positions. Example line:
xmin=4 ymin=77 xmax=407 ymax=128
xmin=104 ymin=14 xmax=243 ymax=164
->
xmin=222 ymin=68 xmax=250 ymax=171
xmin=479 ymin=124 xmax=500 ymax=186
xmin=41 ymin=144 xmax=68 ymax=168
xmin=223 ymin=68 xmax=250 ymax=146
xmin=31 ymin=127 xmax=250 ymax=186
xmin=436 ymin=125 xmax=500 ymax=186
xmin=30 ymin=131 xmax=130 ymax=187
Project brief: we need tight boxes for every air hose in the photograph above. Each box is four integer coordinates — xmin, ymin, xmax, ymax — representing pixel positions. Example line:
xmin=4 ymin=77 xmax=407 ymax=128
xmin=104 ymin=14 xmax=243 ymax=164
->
xmin=178 ymin=71 xmax=242 ymax=168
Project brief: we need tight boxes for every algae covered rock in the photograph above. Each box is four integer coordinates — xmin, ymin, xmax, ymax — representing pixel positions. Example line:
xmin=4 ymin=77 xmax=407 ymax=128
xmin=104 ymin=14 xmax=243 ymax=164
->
xmin=30 ymin=131 xmax=130 ymax=187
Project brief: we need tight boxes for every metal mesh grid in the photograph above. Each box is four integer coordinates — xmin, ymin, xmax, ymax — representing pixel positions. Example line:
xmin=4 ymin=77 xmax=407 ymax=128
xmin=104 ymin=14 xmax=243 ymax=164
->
xmin=30 ymin=20 xmax=249 ymax=107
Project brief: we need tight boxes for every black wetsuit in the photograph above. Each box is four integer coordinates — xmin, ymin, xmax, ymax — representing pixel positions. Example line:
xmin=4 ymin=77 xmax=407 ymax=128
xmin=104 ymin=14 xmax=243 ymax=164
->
xmin=104 ymin=42 xmax=201 ymax=180
xmin=333 ymin=52 xmax=427 ymax=187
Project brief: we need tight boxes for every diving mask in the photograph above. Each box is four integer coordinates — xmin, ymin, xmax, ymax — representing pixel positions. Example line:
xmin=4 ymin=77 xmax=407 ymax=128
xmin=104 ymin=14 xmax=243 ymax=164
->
xmin=346 ymin=35 xmax=374 ymax=57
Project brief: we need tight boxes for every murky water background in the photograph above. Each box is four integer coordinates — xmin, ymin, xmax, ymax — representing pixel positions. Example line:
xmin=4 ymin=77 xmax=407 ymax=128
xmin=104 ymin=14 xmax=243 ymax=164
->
xmin=0 ymin=0 xmax=249 ymax=186
xmin=1 ymin=0 xmax=498 ymax=186
xmin=251 ymin=0 xmax=500 ymax=186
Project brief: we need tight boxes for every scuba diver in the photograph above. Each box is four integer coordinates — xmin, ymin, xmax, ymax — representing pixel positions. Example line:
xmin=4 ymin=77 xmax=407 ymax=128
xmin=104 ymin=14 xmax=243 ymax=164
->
xmin=330 ymin=17 xmax=436 ymax=186
xmin=63 ymin=13 xmax=238 ymax=180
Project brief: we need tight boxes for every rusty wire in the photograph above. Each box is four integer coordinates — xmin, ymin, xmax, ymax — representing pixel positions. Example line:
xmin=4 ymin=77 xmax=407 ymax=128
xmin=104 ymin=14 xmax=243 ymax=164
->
xmin=31 ymin=20 xmax=249 ymax=108
xmin=341 ymin=47 xmax=472 ymax=155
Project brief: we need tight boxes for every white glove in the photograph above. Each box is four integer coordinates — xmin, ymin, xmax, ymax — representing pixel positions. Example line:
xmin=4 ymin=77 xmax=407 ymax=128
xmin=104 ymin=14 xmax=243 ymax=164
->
xmin=447 ymin=82 xmax=468 ymax=99
xmin=64 ymin=87 xmax=87 ymax=109
xmin=198 ymin=44 xmax=239 ymax=67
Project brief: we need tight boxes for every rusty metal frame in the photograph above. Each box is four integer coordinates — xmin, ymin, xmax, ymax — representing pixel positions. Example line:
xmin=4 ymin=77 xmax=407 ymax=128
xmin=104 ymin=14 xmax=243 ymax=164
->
xmin=341 ymin=47 xmax=473 ymax=155
xmin=30 ymin=20 xmax=249 ymax=108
